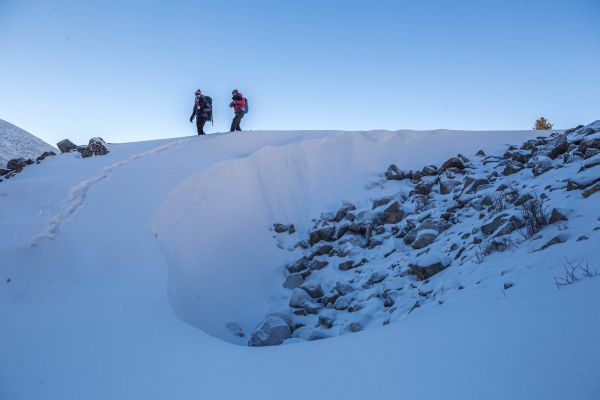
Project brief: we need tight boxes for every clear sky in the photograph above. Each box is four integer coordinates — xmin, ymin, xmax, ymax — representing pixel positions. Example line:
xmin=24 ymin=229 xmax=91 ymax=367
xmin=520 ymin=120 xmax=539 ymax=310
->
xmin=1 ymin=0 xmax=599 ymax=145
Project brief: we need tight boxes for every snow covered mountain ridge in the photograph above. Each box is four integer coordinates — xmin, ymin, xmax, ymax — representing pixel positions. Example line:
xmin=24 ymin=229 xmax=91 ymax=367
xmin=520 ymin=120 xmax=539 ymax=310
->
xmin=1 ymin=123 xmax=599 ymax=399
xmin=0 ymin=119 xmax=55 ymax=168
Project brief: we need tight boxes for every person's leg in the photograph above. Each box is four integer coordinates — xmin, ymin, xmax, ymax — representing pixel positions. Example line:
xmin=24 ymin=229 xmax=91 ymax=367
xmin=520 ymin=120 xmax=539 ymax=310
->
xmin=235 ymin=112 xmax=244 ymax=131
xmin=197 ymin=117 xmax=206 ymax=135
xmin=230 ymin=115 xmax=237 ymax=132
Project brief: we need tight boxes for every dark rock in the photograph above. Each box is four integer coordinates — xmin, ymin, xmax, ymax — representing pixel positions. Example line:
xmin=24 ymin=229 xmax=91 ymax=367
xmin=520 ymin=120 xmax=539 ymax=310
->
xmin=6 ymin=158 xmax=32 ymax=172
xmin=412 ymin=230 xmax=438 ymax=249
xmin=481 ymin=214 xmax=509 ymax=235
xmin=441 ymin=157 xmax=466 ymax=171
xmin=318 ymin=313 xmax=335 ymax=329
xmin=384 ymin=164 xmax=405 ymax=180
xmin=532 ymin=157 xmax=553 ymax=176
xmin=338 ymin=260 xmax=356 ymax=271
xmin=372 ymin=196 xmax=393 ymax=209
xmin=549 ymin=208 xmax=568 ymax=224
xmin=421 ymin=165 xmax=438 ymax=176
xmin=56 ymin=139 xmax=78 ymax=153
xmin=511 ymin=152 xmax=531 ymax=164
xmin=537 ymin=234 xmax=567 ymax=251
xmin=582 ymin=183 xmax=600 ymax=198
xmin=312 ymin=244 xmax=333 ymax=257
xmin=286 ymin=259 xmax=307 ymax=273
xmin=476 ymin=149 xmax=486 ymax=157
xmin=308 ymin=259 xmax=328 ymax=271
xmin=414 ymin=181 xmax=434 ymax=196
xmin=335 ymin=202 xmax=356 ymax=222
xmin=502 ymin=161 xmax=524 ymax=176
xmin=466 ymin=178 xmax=490 ymax=193
xmin=273 ymin=223 xmax=289 ymax=233
xmin=308 ymin=226 xmax=336 ymax=245
xmin=79 ymin=147 xmax=94 ymax=158
xmin=88 ymin=137 xmax=109 ymax=156
xmin=383 ymin=201 xmax=404 ymax=224
xmin=514 ymin=194 xmax=533 ymax=206
xmin=410 ymin=260 xmax=449 ymax=281
xmin=36 ymin=151 xmax=56 ymax=162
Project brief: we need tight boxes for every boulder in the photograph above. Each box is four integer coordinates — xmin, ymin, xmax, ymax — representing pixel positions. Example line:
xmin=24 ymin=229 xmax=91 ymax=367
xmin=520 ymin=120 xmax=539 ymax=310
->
xmin=248 ymin=316 xmax=291 ymax=346
xmin=308 ymin=259 xmax=328 ymax=271
xmin=383 ymin=201 xmax=404 ymax=224
xmin=502 ymin=161 xmax=524 ymax=176
xmin=335 ymin=282 xmax=355 ymax=296
xmin=372 ymin=196 xmax=393 ymax=209
xmin=6 ymin=158 xmax=33 ymax=172
xmin=414 ymin=181 xmax=434 ymax=196
xmin=338 ymin=260 xmax=356 ymax=271
xmin=335 ymin=202 xmax=356 ymax=222
xmin=79 ymin=147 xmax=94 ymax=158
xmin=283 ymin=273 xmax=304 ymax=289
xmin=547 ymin=134 xmax=569 ymax=159
xmin=466 ymin=178 xmax=490 ymax=193
xmin=286 ymin=258 xmax=307 ymax=273
xmin=88 ymin=137 xmax=109 ymax=156
xmin=301 ymin=282 xmax=324 ymax=298
xmin=308 ymin=226 xmax=336 ymax=245
xmin=582 ymin=183 xmax=600 ymax=198
xmin=289 ymin=288 xmax=321 ymax=314
xmin=476 ymin=149 xmax=486 ymax=157
xmin=481 ymin=214 xmax=509 ymax=235
xmin=311 ymin=244 xmax=333 ymax=257
xmin=402 ymin=228 xmax=418 ymax=245
xmin=549 ymin=208 xmax=568 ymax=224
xmin=421 ymin=165 xmax=438 ymax=176
xmin=368 ymin=271 xmax=388 ymax=284
xmin=384 ymin=164 xmax=405 ymax=180
xmin=514 ymin=194 xmax=533 ymax=206
xmin=56 ymin=139 xmax=78 ymax=153
xmin=36 ymin=151 xmax=56 ymax=162
xmin=410 ymin=257 xmax=451 ymax=281
xmin=438 ymin=179 xmax=454 ymax=195
xmin=441 ymin=157 xmax=466 ymax=171
xmin=537 ymin=234 xmax=567 ymax=251
xmin=411 ymin=230 xmax=438 ymax=249
xmin=531 ymin=156 xmax=553 ymax=176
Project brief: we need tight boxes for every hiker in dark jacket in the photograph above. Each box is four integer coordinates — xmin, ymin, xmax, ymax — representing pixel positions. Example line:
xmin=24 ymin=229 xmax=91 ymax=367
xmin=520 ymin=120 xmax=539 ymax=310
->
xmin=190 ymin=89 xmax=212 ymax=135
xmin=229 ymin=89 xmax=247 ymax=132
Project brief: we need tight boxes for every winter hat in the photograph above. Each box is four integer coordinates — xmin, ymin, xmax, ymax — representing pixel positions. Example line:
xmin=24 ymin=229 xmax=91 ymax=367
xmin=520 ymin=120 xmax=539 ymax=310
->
xmin=232 ymin=89 xmax=239 ymax=95
xmin=195 ymin=89 xmax=202 ymax=95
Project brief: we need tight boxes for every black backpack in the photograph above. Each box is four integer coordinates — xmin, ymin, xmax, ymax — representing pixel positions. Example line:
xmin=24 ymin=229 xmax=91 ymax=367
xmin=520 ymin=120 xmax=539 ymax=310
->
xmin=196 ymin=95 xmax=213 ymax=123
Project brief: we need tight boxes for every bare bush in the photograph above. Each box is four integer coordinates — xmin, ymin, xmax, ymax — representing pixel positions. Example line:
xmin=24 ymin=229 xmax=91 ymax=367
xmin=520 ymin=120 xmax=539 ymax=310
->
xmin=554 ymin=258 xmax=599 ymax=289
xmin=475 ymin=235 xmax=514 ymax=264
xmin=519 ymin=196 xmax=548 ymax=238
xmin=489 ymin=188 xmax=519 ymax=214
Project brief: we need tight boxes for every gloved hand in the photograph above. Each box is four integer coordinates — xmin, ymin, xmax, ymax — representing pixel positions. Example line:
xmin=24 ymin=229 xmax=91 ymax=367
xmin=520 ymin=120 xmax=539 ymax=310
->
xmin=189 ymin=117 xmax=193 ymax=123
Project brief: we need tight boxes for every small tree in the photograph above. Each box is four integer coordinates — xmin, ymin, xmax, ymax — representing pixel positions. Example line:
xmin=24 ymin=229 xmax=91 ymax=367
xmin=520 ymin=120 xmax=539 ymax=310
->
xmin=533 ymin=117 xmax=553 ymax=130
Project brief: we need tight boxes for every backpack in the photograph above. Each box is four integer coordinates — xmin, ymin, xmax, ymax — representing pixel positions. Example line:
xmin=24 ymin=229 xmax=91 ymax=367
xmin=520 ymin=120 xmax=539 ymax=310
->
xmin=196 ymin=95 xmax=213 ymax=122
xmin=244 ymin=97 xmax=249 ymax=114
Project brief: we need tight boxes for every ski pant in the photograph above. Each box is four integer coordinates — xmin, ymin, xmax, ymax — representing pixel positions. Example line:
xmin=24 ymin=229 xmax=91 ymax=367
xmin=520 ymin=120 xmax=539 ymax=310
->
xmin=230 ymin=111 xmax=244 ymax=132
xmin=196 ymin=117 xmax=207 ymax=135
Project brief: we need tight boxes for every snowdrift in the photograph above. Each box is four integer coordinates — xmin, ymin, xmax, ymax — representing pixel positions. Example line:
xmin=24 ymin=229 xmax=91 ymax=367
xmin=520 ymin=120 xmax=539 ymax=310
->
xmin=1 ymin=127 xmax=599 ymax=400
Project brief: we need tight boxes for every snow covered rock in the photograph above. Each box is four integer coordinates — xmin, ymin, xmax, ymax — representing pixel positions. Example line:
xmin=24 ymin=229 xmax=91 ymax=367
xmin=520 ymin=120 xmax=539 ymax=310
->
xmin=441 ymin=157 xmax=466 ymax=171
xmin=6 ymin=157 xmax=33 ymax=172
xmin=384 ymin=164 xmax=405 ymax=180
xmin=248 ymin=315 xmax=291 ymax=346
xmin=88 ymin=137 xmax=109 ymax=156
xmin=309 ymin=226 xmax=336 ymax=245
xmin=409 ymin=255 xmax=451 ymax=280
xmin=57 ymin=139 xmax=78 ymax=153
xmin=383 ymin=201 xmax=404 ymax=224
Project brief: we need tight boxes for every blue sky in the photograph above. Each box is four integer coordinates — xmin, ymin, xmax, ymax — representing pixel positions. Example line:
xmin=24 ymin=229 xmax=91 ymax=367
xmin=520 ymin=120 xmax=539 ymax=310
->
xmin=0 ymin=0 xmax=599 ymax=144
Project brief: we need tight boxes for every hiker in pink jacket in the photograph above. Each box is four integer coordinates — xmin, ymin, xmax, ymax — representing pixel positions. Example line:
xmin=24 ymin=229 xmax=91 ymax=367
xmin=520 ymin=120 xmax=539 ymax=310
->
xmin=229 ymin=89 xmax=248 ymax=132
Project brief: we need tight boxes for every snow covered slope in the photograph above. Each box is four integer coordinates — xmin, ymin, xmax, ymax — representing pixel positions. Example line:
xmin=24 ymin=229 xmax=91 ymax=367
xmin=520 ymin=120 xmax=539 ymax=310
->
xmin=0 ymin=119 xmax=55 ymax=167
xmin=1 ymin=126 xmax=599 ymax=399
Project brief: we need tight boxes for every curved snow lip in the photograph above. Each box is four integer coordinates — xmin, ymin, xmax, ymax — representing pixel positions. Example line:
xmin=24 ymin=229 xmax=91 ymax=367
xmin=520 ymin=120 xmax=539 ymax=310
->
xmin=152 ymin=129 xmax=537 ymax=345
